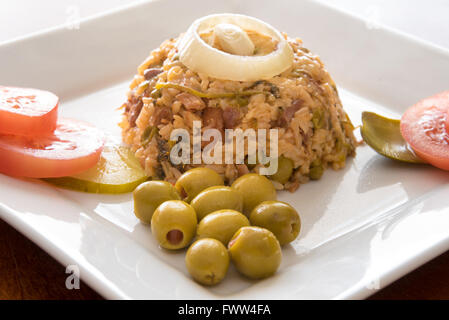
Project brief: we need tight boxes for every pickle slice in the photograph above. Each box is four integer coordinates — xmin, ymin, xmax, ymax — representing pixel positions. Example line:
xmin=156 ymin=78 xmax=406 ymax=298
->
xmin=45 ymin=144 xmax=148 ymax=193
xmin=361 ymin=111 xmax=425 ymax=164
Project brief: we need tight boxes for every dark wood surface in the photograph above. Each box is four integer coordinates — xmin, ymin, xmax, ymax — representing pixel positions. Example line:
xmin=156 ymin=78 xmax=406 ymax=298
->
xmin=1 ymin=218 xmax=448 ymax=300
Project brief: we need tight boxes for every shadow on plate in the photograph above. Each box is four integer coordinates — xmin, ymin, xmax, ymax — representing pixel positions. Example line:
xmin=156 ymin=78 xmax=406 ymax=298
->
xmin=357 ymin=155 xmax=449 ymax=239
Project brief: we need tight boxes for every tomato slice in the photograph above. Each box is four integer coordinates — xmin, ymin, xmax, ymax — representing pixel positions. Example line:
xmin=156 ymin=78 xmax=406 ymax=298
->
xmin=444 ymin=109 xmax=449 ymax=140
xmin=0 ymin=118 xmax=104 ymax=178
xmin=400 ymin=90 xmax=449 ymax=170
xmin=0 ymin=86 xmax=58 ymax=136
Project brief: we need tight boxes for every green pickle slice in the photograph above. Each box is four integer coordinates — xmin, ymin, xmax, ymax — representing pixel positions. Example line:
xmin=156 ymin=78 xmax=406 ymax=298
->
xmin=361 ymin=111 xmax=424 ymax=164
xmin=45 ymin=144 xmax=148 ymax=193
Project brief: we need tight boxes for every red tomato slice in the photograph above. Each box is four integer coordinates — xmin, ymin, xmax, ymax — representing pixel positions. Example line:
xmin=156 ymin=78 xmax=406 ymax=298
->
xmin=400 ymin=90 xmax=449 ymax=170
xmin=0 ymin=86 xmax=58 ymax=136
xmin=0 ymin=118 xmax=104 ymax=178
xmin=446 ymin=109 xmax=449 ymax=132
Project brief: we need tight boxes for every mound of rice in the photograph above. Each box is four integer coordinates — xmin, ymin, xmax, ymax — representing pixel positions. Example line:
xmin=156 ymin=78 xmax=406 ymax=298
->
xmin=120 ymin=32 xmax=357 ymax=192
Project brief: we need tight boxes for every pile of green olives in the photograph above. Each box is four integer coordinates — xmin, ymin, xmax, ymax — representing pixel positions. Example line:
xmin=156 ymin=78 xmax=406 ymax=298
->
xmin=132 ymin=168 xmax=301 ymax=286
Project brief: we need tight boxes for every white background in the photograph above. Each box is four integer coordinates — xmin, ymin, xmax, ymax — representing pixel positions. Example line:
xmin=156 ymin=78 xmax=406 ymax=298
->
xmin=1 ymin=0 xmax=449 ymax=49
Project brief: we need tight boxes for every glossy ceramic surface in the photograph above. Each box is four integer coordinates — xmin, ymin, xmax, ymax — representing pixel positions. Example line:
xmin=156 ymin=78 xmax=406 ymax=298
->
xmin=0 ymin=0 xmax=448 ymax=299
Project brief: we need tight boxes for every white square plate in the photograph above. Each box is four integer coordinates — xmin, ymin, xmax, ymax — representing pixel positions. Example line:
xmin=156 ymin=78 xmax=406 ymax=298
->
xmin=1 ymin=0 xmax=449 ymax=299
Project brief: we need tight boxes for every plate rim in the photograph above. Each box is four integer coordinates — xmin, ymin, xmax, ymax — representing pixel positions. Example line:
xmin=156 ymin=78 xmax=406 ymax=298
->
xmin=1 ymin=0 xmax=449 ymax=300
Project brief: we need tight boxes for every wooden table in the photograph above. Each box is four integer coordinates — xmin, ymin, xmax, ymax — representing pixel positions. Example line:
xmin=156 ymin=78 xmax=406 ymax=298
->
xmin=1 ymin=218 xmax=448 ymax=300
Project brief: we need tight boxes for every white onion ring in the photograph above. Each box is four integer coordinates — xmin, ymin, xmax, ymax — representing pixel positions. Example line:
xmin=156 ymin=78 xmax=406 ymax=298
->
xmin=177 ymin=14 xmax=294 ymax=81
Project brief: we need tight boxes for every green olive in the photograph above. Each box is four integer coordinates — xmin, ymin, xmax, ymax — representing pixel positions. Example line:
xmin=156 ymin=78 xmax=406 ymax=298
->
xmin=151 ymin=200 xmax=197 ymax=250
xmin=228 ymin=226 xmax=282 ymax=279
xmin=133 ymin=181 xmax=180 ymax=224
xmin=197 ymin=210 xmax=250 ymax=245
xmin=185 ymin=238 xmax=229 ymax=285
xmin=231 ymin=173 xmax=277 ymax=216
xmin=309 ymin=164 xmax=323 ymax=180
xmin=269 ymin=156 xmax=294 ymax=184
xmin=249 ymin=201 xmax=301 ymax=245
xmin=175 ymin=168 xmax=224 ymax=202
xmin=191 ymin=186 xmax=244 ymax=221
